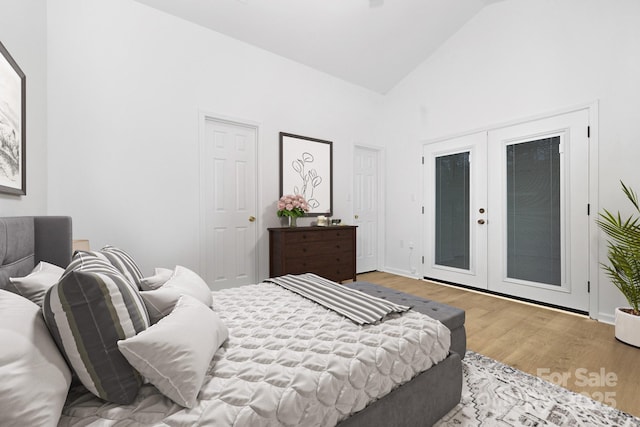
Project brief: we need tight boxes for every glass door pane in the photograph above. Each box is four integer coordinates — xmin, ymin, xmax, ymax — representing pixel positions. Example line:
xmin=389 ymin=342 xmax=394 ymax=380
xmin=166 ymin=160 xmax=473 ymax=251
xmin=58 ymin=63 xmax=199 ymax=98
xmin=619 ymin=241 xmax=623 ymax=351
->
xmin=506 ymin=136 xmax=561 ymax=285
xmin=435 ymin=152 xmax=470 ymax=270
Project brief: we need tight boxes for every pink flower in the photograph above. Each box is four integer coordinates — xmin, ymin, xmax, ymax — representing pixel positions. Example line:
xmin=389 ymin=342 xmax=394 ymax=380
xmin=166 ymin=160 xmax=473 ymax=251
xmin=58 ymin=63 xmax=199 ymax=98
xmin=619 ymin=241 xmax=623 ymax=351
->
xmin=276 ymin=194 xmax=309 ymax=217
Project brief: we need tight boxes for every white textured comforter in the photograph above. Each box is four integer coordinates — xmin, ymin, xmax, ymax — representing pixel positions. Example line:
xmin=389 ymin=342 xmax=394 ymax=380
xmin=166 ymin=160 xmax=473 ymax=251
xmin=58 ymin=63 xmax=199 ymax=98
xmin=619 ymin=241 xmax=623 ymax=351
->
xmin=59 ymin=283 xmax=451 ymax=426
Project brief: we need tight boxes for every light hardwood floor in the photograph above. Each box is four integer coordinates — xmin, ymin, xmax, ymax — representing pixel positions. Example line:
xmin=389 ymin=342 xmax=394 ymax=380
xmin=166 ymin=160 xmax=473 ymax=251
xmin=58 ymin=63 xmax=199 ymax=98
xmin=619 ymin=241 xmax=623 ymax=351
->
xmin=356 ymin=271 xmax=640 ymax=418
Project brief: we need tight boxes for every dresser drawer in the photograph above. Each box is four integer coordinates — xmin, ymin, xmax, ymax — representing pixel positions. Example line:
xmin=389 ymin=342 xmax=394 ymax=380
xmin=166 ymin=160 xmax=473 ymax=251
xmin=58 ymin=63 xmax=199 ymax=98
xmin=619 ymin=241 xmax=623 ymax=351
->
xmin=283 ymin=259 xmax=354 ymax=278
xmin=283 ymin=228 xmax=353 ymax=244
xmin=283 ymin=239 xmax=352 ymax=258
xmin=284 ymin=252 xmax=353 ymax=268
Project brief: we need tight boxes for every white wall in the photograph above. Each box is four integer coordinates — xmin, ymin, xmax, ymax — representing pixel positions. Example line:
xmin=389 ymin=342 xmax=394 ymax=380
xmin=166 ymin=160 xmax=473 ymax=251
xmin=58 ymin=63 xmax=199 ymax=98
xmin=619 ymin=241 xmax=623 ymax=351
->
xmin=381 ymin=0 xmax=640 ymax=321
xmin=0 ymin=0 xmax=48 ymax=215
xmin=46 ymin=0 xmax=383 ymax=281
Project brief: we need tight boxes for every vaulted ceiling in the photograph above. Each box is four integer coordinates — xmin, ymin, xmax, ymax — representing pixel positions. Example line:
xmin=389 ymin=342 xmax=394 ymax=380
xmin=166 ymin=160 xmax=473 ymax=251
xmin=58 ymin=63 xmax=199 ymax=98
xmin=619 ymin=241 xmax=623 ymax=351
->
xmin=135 ymin=0 xmax=500 ymax=94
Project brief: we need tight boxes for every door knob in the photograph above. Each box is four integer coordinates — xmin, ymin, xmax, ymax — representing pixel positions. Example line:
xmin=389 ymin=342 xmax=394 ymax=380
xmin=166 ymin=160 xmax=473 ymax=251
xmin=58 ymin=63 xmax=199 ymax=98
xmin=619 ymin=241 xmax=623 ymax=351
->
xmin=354 ymin=214 xmax=359 ymax=219
xmin=477 ymin=219 xmax=485 ymax=225
xmin=248 ymin=216 xmax=256 ymax=222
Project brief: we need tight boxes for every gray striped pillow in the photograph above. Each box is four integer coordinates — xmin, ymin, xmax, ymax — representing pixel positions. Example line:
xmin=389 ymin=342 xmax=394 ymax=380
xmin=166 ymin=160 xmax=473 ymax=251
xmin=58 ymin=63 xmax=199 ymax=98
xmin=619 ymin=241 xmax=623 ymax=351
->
xmin=76 ymin=246 xmax=145 ymax=289
xmin=43 ymin=254 xmax=150 ymax=404
xmin=101 ymin=245 xmax=144 ymax=288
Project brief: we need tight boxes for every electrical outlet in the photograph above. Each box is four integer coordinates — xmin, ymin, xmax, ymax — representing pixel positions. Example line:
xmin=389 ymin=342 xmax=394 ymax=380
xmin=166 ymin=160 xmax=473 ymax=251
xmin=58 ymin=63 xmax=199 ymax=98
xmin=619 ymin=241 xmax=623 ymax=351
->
xmin=408 ymin=241 xmax=414 ymax=249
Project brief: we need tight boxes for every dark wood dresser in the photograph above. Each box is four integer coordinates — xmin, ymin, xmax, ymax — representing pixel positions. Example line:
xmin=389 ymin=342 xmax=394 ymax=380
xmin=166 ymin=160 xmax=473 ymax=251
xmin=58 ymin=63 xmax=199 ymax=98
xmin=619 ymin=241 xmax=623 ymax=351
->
xmin=268 ymin=226 xmax=357 ymax=282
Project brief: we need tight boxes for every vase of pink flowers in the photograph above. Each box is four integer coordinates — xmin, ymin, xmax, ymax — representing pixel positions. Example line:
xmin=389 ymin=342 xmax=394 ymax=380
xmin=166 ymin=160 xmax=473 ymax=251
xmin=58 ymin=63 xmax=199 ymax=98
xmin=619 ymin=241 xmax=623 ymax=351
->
xmin=277 ymin=194 xmax=309 ymax=227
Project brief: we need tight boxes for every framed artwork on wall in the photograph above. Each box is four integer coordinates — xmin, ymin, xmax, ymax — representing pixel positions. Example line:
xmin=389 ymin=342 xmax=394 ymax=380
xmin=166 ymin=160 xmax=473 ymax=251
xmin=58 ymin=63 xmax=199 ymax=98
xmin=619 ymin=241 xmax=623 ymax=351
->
xmin=0 ymin=41 xmax=26 ymax=196
xmin=279 ymin=132 xmax=333 ymax=217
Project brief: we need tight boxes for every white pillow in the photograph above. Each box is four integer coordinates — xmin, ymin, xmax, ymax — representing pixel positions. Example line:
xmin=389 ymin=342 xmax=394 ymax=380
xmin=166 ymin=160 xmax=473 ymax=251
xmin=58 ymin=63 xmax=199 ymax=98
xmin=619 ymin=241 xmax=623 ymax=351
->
xmin=165 ymin=265 xmax=212 ymax=305
xmin=0 ymin=290 xmax=72 ymax=426
xmin=139 ymin=267 xmax=173 ymax=291
xmin=140 ymin=265 xmax=213 ymax=323
xmin=8 ymin=261 xmax=64 ymax=306
xmin=141 ymin=286 xmax=187 ymax=323
xmin=118 ymin=294 xmax=228 ymax=408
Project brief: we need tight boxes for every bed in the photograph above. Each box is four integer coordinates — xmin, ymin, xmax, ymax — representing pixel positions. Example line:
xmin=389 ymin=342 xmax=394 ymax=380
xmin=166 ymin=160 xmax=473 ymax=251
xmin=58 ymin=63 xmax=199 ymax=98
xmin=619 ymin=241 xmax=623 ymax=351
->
xmin=0 ymin=216 xmax=464 ymax=427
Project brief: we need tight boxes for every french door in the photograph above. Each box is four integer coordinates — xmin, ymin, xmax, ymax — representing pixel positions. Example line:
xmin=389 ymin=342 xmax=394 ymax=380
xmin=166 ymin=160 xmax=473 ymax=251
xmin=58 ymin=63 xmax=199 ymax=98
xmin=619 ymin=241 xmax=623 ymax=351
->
xmin=424 ymin=132 xmax=487 ymax=289
xmin=424 ymin=110 xmax=590 ymax=311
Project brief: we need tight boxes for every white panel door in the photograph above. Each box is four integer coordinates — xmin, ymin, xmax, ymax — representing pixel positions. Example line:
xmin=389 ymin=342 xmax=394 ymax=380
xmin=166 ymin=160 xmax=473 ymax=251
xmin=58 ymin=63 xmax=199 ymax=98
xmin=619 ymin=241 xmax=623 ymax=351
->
xmin=423 ymin=132 xmax=488 ymax=289
xmin=487 ymin=110 xmax=590 ymax=311
xmin=201 ymin=117 xmax=257 ymax=289
xmin=354 ymin=146 xmax=380 ymax=273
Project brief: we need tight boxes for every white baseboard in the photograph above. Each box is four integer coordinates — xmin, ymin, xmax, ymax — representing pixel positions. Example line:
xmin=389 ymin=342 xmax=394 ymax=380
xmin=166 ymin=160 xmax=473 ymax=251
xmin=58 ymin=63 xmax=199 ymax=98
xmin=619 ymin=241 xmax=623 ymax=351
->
xmin=379 ymin=267 xmax=420 ymax=280
xmin=597 ymin=312 xmax=615 ymax=325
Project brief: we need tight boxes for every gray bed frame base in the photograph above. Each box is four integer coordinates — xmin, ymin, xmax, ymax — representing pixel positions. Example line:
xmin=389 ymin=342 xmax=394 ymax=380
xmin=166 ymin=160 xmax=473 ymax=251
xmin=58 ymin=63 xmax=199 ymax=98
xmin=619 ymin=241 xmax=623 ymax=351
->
xmin=0 ymin=216 xmax=463 ymax=427
xmin=337 ymin=352 xmax=462 ymax=427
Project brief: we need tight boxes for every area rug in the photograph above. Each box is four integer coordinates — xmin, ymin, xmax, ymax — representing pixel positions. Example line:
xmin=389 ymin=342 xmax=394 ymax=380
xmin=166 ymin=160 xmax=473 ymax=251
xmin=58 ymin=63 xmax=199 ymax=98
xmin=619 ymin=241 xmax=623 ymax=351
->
xmin=435 ymin=351 xmax=640 ymax=426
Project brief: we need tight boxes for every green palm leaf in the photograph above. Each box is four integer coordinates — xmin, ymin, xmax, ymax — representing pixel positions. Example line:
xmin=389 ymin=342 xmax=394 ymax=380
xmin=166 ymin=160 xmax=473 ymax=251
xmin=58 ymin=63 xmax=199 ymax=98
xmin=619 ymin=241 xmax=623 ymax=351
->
xmin=597 ymin=181 xmax=640 ymax=315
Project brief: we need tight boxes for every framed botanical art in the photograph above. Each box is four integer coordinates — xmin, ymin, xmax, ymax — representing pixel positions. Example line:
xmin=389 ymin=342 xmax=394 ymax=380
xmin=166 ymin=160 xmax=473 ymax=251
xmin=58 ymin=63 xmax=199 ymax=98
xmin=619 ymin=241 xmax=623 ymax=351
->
xmin=279 ymin=132 xmax=333 ymax=217
xmin=0 ymin=41 xmax=26 ymax=195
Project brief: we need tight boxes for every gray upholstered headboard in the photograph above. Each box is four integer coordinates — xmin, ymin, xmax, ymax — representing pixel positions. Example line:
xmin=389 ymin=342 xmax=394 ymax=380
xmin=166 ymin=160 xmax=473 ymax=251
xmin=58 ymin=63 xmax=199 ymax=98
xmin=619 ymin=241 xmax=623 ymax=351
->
xmin=0 ymin=216 xmax=72 ymax=289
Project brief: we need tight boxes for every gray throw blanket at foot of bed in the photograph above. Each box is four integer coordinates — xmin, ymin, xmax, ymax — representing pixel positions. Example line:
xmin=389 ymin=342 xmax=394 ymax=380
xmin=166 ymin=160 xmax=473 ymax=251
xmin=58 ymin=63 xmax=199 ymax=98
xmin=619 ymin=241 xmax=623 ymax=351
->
xmin=265 ymin=273 xmax=410 ymax=325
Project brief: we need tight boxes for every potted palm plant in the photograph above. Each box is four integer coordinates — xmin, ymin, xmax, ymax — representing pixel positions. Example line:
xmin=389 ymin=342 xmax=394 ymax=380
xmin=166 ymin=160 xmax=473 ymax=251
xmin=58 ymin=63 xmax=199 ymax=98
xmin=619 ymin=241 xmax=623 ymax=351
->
xmin=597 ymin=181 xmax=640 ymax=347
